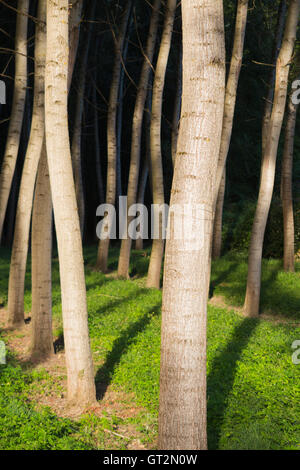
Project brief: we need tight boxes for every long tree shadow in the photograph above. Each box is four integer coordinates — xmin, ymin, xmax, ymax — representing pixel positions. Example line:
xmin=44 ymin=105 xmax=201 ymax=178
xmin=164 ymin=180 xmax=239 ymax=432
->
xmin=207 ymin=317 xmax=259 ymax=449
xmin=95 ymin=304 xmax=161 ymax=400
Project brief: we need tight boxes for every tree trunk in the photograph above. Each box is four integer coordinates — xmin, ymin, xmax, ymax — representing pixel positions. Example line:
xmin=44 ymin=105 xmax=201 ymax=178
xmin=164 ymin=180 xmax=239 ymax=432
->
xmin=146 ymin=0 xmax=177 ymax=289
xmin=281 ymin=85 xmax=299 ymax=272
xmin=116 ymin=11 xmax=133 ymax=204
xmin=45 ymin=0 xmax=96 ymax=407
xmin=96 ymin=0 xmax=132 ymax=273
xmin=0 ymin=0 xmax=29 ymax=241
xmin=134 ymin=85 xmax=153 ymax=251
xmin=117 ymin=0 xmax=161 ymax=278
xmin=68 ymin=0 xmax=83 ymax=91
xmin=262 ymin=0 xmax=287 ymax=155
xmin=212 ymin=167 xmax=226 ymax=260
xmin=244 ymin=0 xmax=300 ymax=317
xmin=94 ymin=78 xmax=105 ymax=206
xmin=215 ymin=0 xmax=249 ymax=193
xmin=71 ymin=0 xmax=96 ymax=238
xmin=158 ymin=0 xmax=225 ymax=449
xmin=171 ymin=45 xmax=182 ymax=166
xmin=7 ymin=0 xmax=46 ymax=328
xmin=30 ymin=143 xmax=53 ymax=360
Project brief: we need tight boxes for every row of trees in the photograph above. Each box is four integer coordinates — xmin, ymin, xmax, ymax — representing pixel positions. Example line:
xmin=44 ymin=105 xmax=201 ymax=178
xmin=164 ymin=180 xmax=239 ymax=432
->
xmin=0 ymin=0 xmax=299 ymax=449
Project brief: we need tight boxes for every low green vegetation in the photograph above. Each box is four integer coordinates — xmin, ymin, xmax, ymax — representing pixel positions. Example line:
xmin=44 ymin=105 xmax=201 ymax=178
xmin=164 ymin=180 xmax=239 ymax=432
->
xmin=0 ymin=246 xmax=299 ymax=450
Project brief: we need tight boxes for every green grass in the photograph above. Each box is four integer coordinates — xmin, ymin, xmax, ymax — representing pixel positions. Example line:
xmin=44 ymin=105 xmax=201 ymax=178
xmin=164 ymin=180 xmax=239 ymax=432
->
xmin=0 ymin=246 xmax=300 ymax=449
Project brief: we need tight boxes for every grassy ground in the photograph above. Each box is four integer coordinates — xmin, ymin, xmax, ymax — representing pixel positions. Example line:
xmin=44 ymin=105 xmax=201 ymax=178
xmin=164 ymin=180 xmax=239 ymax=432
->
xmin=0 ymin=246 xmax=299 ymax=450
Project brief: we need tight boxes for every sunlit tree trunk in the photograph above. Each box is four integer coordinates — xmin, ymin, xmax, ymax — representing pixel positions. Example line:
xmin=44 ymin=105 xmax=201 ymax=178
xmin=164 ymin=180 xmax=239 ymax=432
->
xmin=97 ymin=0 xmax=132 ymax=273
xmin=0 ymin=0 xmax=29 ymax=241
xmin=244 ymin=0 xmax=300 ymax=317
xmin=7 ymin=0 xmax=46 ymax=328
xmin=146 ymin=0 xmax=177 ymax=289
xmin=45 ymin=0 xmax=96 ymax=407
xmin=30 ymin=143 xmax=53 ymax=360
xmin=281 ymin=84 xmax=299 ymax=272
xmin=158 ymin=0 xmax=225 ymax=449
xmin=117 ymin=0 xmax=161 ymax=278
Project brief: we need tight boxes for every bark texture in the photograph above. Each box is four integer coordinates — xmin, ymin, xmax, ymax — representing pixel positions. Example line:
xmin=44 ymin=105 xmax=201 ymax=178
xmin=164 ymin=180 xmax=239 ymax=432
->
xmin=146 ymin=0 xmax=177 ymax=289
xmin=244 ymin=0 xmax=300 ymax=317
xmin=45 ymin=0 xmax=96 ymax=407
xmin=0 ymin=0 xmax=29 ymax=241
xmin=30 ymin=143 xmax=53 ymax=359
xmin=158 ymin=0 xmax=225 ymax=450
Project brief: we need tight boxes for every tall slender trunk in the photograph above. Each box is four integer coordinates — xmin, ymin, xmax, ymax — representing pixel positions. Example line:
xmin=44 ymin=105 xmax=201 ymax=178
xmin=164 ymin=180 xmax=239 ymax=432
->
xmin=281 ymin=83 xmax=299 ymax=272
xmin=117 ymin=0 xmax=161 ymax=278
xmin=68 ymin=0 xmax=83 ymax=91
xmin=30 ymin=143 xmax=53 ymax=360
xmin=146 ymin=0 xmax=177 ymax=289
xmin=211 ymin=0 xmax=249 ymax=260
xmin=0 ymin=0 xmax=29 ymax=241
xmin=262 ymin=0 xmax=287 ymax=155
xmin=158 ymin=0 xmax=225 ymax=449
xmin=71 ymin=0 xmax=96 ymax=237
xmin=45 ymin=0 xmax=96 ymax=407
xmin=244 ymin=0 xmax=300 ymax=317
xmin=116 ymin=11 xmax=133 ymax=203
xmin=134 ymin=85 xmax=153 ymax=251
xmin=7 ymin=0 xmax=46 ymax=328
xmin=96 ymin=0 xmax=132 ymax=273
xmin=94 ymin=79 xmax=105 ymax=206
xmin=212 ymin=167 xmax=226 ymax=260
xmin=171 ymin=45 xmax=182 ymax=166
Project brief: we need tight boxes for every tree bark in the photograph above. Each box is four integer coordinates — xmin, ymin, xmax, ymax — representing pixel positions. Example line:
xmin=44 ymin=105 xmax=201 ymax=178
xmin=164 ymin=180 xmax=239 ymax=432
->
xmin=158 ymin=0 xmax=225 ymax=449
xmin=281 ymin=85 xmax=299 ymax=272
xmin=117 ymin=0 xmax=161 ymax=278
xmin=7 ymin=0 xmax=46 ymax=328
xmin=0 ymin=0 xmax=29 ymax=241
xmin=45 ymin=0 xmax=96 ymax=407
xmin=146 ymin=0 xmax=177 ymax=289
xmin=96 ymin=0 xmax=132 ymax=273
xmin=30 ymin=143 xmax=53 ymax=360
xmin=244 ymin=0 xmax=300 ymax=317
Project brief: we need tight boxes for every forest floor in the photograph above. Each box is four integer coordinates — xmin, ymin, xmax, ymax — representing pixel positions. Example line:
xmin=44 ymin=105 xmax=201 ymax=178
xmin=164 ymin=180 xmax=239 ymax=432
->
xmin=0 ymin=246 xmax=299 ymax=450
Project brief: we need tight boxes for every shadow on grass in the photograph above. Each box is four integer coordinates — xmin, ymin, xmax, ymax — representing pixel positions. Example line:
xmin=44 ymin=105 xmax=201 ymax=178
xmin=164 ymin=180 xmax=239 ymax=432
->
xmin=207 ymin=317 xmax=259 ymax=449
xmin=95 ymin=304 xmax=160 ymax=400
